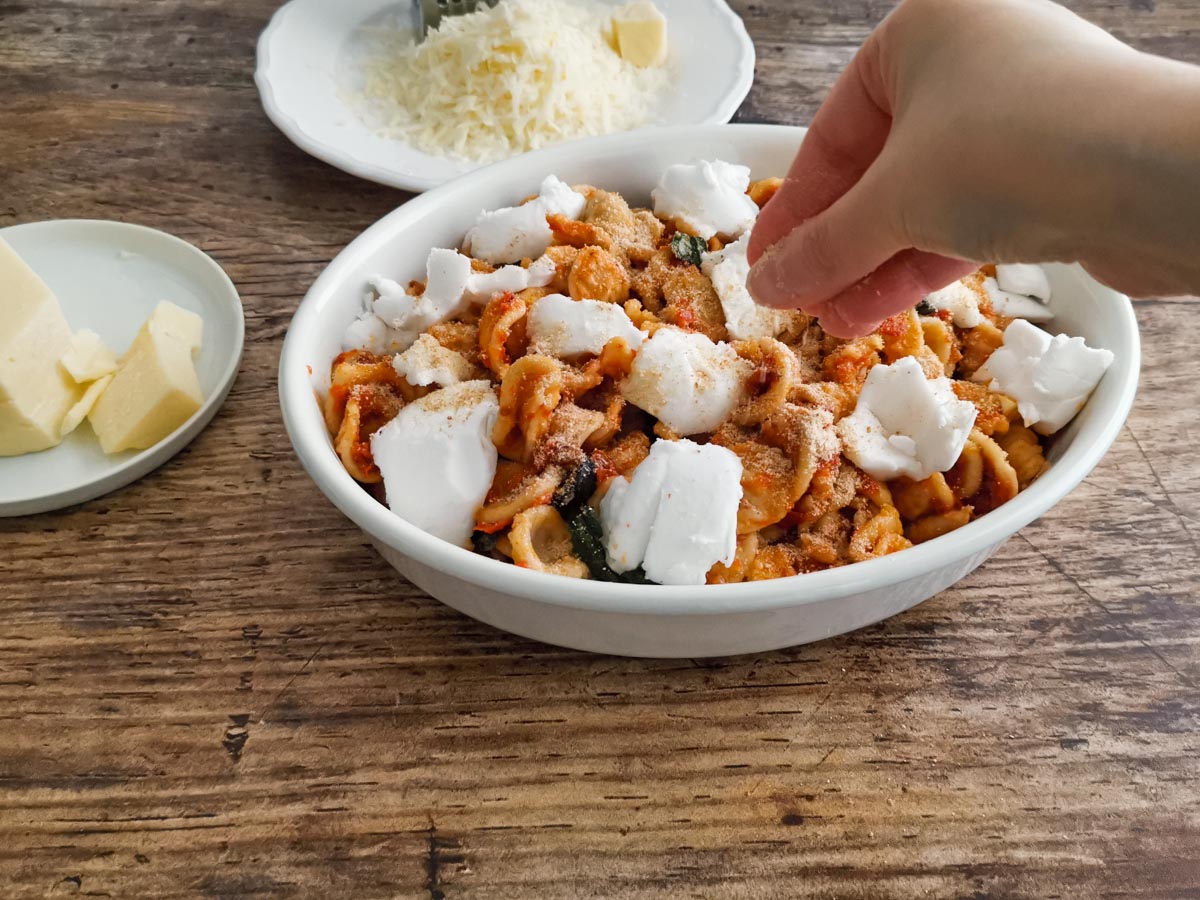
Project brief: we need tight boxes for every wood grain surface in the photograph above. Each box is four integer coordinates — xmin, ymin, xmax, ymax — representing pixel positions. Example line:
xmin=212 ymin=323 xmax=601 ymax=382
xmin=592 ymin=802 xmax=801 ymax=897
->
xmin=2 ymin=1 xmax=1199 ymax=897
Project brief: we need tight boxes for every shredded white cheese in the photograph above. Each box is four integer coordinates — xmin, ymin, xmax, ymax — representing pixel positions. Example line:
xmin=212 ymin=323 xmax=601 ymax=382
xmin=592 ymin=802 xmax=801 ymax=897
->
xmin=356 ymin=0 xmax=665 ymax=163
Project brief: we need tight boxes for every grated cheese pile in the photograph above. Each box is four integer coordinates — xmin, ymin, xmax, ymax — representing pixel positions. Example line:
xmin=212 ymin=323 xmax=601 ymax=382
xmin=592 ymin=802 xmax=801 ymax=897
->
xmin=357 ymin=0 xmax=665 ymax=163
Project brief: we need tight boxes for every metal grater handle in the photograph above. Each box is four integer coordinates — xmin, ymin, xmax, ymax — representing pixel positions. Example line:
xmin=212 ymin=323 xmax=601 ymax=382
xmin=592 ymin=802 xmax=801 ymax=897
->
xmin=417 ymin=0 xmax=500 ymax=39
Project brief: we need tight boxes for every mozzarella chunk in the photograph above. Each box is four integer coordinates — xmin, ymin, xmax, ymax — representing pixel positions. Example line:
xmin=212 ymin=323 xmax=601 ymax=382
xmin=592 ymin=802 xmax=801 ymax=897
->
xmin=527 ymin=293 xmax=644 ymax=359
xmin=973 ymin=319 xmax=1113 ymax=435
xmin=922 ymin=281 xmax=984 ymax=329
xmin=342 ymin=309 xmax=411 ymax=356
xmin=344 ymin=250 xmax=560 ymax=355
xmin=465 ymin=176 xmax=587 ymax=264
xmin=600 ymin=438 xmax=742 ymax=585
xmin=995 ymin=263 xmax=1052 ymax=302
xmin=982 ymin=276 xmax=1054 ymax=322
xmin=839 ymin=357 xmax=978 ymax=481
xmin=701 ymin=232 xmax=797 ymax=339
xmin=373 ymin=248 xmax=473 ymax=332
xmin=393 ymin=333 xmax=475 ymax=387
xmin=465 ymin=254 xmax=556 ymax=302
xmin=620 ymin=327 xmax=751 ymax=435
xmin=651 ymin=160 xmax=759 ymax=240
xmin=370 ymin=380 xmax=500 ymax=546
xmin=342 ymin=248 xmax=472 ymax=353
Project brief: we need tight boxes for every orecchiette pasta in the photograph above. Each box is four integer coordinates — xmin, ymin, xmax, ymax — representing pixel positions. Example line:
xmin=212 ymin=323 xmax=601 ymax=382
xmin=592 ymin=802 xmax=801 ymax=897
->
xmin=574 ymin=381 xmax=625 ymax=449
xmin=823 ymin=335 xmax=883 ymax=388
xmin=534 ymin=403 xmax=607 ymax=469
xmin=478 ymin=290 xmax=530 ymax=378
xmin=492 ymin=355 xmax=565 ymax=462
xmin=907 ymin=508 xmax=973 ymax=545
xmin=996 ymin=422 xmax=1047 ymax=489
xmin=327 ymin=350 xmax=409 ymax=483
xmin=732 ymin=338 xmax=799 ymax=426
xmin=330 ymin=175 xmax=1071 ymax=584
xmin=333 ymin=383 xmax=403 ymax=484
xmin=746 ymin=544 xmax=805 ymax=581
xmin=746 ymin=177 xmax=784 ymax=209
xmin=963 ymin=428 xmax=1020 ymax=513
xmin=953 ymin=381 xmax=1015 ymax=436
xmin=717 ymin=436 xmax=797 ymax=534
xmin=707 ymin=533 xmax=761 ymax=585
xmin=848 ymin=505 xmax=911 ymax=562
xmin=920 ymin=315 xmax=962 ymax=376
xmin=326 ymin=349 xmax=408 ymax=434
xmin=476 ymin=461 xmax=563 ymax=533
xmin=568 ymin=246 xmax=630 ymax=303
xmin=958 ymin=319 xmax=1006 ymax=379
xmin=598 ymin=429 xmax=650 ymax=476
xmin=879 ymin=309 xmax=924 ymax=363
xmin=891 ymin=473 xmax=957 ymax=521
xmin=508 ymin=506 xmax=589 ymax=578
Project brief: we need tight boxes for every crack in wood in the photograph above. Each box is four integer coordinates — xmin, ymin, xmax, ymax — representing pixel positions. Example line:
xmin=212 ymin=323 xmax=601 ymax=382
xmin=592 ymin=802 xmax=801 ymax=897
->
xmin=1125 ymin=425 xmax=1200 ymax=554
xmin=425 ymin=822 xmax=466 ymax=900
xmin=1018 ymin=533 xmax=1199 ymax=692
xmin=221 ymin=714 xmax=251 ymax=763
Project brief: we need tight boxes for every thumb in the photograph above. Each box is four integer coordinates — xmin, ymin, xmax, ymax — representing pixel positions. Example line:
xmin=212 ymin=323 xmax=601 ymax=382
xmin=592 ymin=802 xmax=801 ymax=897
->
xmin=746 ymin=167 xmax=904 ymax=311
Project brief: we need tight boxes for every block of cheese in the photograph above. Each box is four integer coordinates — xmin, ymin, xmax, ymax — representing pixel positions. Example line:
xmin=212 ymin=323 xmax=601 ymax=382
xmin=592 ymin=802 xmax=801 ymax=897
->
xmin=87 ymin=302 xmax=205 ymax=454
xmin=61 ymin=329 xmax=119 ymax=384
xmin=0 ymin=238 xmax=85 ymax=456
xmin=148 ymin=300 xmax=203 ymax=355
xmin=60 ymin=375 xmax=113 ymax=439
xmin=612 ymin=1 xmax=668 ymax=68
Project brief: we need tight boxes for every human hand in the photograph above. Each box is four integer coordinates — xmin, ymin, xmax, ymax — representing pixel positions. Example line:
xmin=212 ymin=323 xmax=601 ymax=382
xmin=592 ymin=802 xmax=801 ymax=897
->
xmin=746 ymin=0 xmax=1200 ymax=337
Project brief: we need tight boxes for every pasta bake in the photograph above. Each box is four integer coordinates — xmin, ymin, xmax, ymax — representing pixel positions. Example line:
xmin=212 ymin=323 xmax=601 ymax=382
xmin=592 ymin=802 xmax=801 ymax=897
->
xmin=327 ymin=160 xmax=1114 ymax=585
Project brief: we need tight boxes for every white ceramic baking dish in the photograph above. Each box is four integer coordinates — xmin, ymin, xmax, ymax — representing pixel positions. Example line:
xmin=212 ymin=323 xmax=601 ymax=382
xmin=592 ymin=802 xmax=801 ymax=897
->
xmin=279 ymin=124 xmax=1140 ymax=658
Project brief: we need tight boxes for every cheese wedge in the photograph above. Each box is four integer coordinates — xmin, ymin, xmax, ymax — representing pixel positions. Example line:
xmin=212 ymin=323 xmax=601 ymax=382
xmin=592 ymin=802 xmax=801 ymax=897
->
xmin=0 ymin=238 xmax=84 ymax=456
xmin=612 ymin=1 xmax=668 ymax=68
xmin=147 ymin=300 xmax=203 ymax=356
xmin=60 ymin=375 xmax=113 ymax=439
xmin=87 ymin=302 xmax=204 ymax=454
xmin=61 ymin=329 xmax=119 ymax=384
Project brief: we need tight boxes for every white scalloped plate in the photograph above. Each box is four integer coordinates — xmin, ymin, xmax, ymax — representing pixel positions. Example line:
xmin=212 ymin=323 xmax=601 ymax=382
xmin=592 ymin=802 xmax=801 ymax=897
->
xmin=255 ymin=0 xmax=756 ymax=192
xmin=0 ymin=221 xmax=244 ymax=517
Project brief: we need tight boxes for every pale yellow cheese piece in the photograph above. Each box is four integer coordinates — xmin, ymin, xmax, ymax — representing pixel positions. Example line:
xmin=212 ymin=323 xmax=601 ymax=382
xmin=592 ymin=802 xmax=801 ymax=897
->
xmin=612 ymin=1 xmax=668 ymax=68
xmin=60 ymin=374 xmax=113 ymax=439
xmin=61 ymin=329 xmax=119 ymax=384
xmin=0 ymin=238 xmax=84 ymax=456
xmin=145 ymin=300 xmax=203 ymax=356
xmin=87 ymin=302 xmax=204 ymax=454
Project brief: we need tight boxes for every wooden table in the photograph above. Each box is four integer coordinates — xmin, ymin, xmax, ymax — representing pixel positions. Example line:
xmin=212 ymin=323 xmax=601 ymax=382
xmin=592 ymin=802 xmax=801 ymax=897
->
xmin=3 ymin=1 xmax=1199 ymax=896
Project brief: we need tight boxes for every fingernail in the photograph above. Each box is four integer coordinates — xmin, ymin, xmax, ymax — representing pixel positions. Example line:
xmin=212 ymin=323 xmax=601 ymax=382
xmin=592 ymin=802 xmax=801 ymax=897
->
xmin=818 ymin=305 xmax=876 ymax=340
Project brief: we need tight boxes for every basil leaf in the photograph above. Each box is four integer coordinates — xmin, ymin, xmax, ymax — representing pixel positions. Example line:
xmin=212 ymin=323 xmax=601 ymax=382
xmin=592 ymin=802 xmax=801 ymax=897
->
xmin=566 ymin=506 xmax=656 ymax=585
xmin=671 ymin=232 xmax=707 ymax=267
xmin=567 ymin=507 xmax=610 ymax=577
xmin=472 ymin=531 xmax=499 ymax=554
xmin=915 ymin=299 xmax=936 ymax=316
xmin=618 ymin=566 xmax=655 ymax=585
xmin=552 ymin=459 xmax=597 ymax=521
